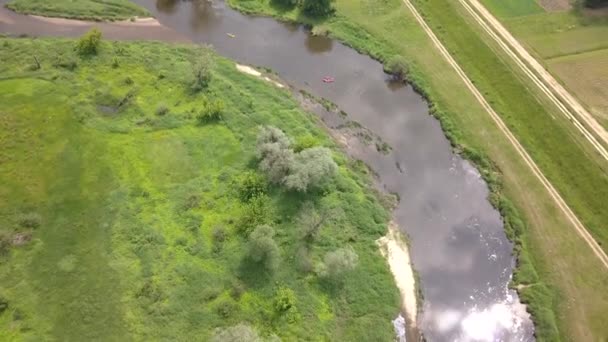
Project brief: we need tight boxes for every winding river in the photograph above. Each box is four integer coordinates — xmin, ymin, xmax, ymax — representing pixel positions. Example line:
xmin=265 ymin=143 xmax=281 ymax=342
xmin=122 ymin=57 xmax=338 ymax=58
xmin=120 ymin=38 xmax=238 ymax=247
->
xmin=0 ymin=0 xmax=534 ymax=340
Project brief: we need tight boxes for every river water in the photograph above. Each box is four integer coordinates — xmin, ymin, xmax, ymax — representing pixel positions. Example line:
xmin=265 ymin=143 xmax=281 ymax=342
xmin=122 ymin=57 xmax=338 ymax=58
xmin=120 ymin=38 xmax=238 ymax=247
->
xmin=0 ymin=0 xmax=533 ymax=340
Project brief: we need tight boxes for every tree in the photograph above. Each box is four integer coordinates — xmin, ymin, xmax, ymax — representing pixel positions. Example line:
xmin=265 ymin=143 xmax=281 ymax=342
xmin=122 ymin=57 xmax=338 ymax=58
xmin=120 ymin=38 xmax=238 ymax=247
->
xmin=256 ymin=126 xmax=294 ymax=184
xmin=248 ymin=225 xmax=280 ymax=272
xmin=191 ymin=50 xmax=214 ymax=91
xmin=284 ymin=147 xmax=337 ymax=192
xmin=317 ymin=246 xmax=358 ymax=280
xmin=297 ymin=201 xmax=340 ymax=241
xmin=211 ymin=324 xmax=261 ymax=342
xmin=384 ymin=55 xmax=409 ymax=80
xmin=76 ymin=28 xmax=102 ymax=56
xmin=300 ymin=0 xmax=334 ymax=16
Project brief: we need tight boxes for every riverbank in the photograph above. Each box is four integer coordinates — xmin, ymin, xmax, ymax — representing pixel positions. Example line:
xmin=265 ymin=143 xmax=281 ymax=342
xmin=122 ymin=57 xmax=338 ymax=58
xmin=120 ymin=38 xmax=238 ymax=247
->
xmin=4 ymin=0 xmax=150 ymax=21
xmin=225 ymin=0 xmax=608 ymax=340
xmin=0 ymin=37 xmax=402 ymax=340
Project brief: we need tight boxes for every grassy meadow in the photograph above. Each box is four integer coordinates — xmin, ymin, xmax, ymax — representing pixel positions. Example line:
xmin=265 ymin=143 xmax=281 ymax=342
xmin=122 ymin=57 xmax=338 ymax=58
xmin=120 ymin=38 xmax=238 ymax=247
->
xmin=0 ymin=37 xmax=402 ymax=340
xmin=5 ymin=0 xmax=150 ymax=20
xmin=500 ymin=8 xmax=608 ymax=130
xmin=227 ymin=0 xmax=608 ymax=340
xmin=548 ymin=48 xmax=608 ymax=129
xmin=479 ymin=0 xmax=544 ymax=18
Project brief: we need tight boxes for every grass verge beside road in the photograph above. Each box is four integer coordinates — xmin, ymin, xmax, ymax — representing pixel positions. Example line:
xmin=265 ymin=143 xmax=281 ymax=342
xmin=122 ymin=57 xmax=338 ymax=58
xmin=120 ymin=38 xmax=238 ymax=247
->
xmin=5 ymin=0 xmax=150 ymax=21
xmin=227 ymin=0 xmax=608 ymax=339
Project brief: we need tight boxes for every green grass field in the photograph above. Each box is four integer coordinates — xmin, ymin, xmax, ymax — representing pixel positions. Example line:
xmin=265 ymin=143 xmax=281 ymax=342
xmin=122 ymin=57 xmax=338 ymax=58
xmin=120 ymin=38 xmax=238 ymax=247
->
xmin=479 ymin=0 xmax=544 ymax=18
xmin=0 ymin=37 xmax=401 ymax=340
xmin=499 ymin=9 xmax=608 ymax=130
xmin=227 ymin=0 xmax=608 ymax=340
xmin=5 ymin=0 xmax=150 ymax=21
xmin=506 ymin=11 xmax=608 ymax=59
xmin=549 ymin=48 xmax=608 ymax=129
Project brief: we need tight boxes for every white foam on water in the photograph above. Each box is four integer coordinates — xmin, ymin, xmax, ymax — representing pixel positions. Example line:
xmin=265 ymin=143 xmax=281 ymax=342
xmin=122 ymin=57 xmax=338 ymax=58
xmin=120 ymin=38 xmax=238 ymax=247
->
xmin=393 ymin=314 xmax=407 ymax=342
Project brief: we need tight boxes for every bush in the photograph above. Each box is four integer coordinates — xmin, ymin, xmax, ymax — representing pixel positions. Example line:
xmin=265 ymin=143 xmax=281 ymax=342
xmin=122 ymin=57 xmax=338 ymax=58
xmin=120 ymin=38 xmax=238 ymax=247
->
xmin=234 ymin=171 xmax=267 ymax=202
xmin=300 ymin=0 xmax=334 ymax=16
xmin=19 ymin=212 xmax=41 ymax=229
xmin=155 ymin=104 xmax=169 ymax=116
xmin=230 ymin=280 xmax=246 ymax=299
xmin=0 ymin=233 xmax=11 ymax=257
xmin=0 ymin=296 xmax=7 ymax=314
xmin=76 ymin=28 xmax=102 ymax=56
xmin=53 ymin=54 xmax=78 ymax=71
xmin=293 ymin=135 xmax=319 ymax=152
xmin=212 ymin=226 xmax=226 ymax=253
xmin=211 ymin=324 xmax=261 ymax=342
xmin=284 ymin=147 xmax=337 ymax=192
xmin=238 ymin=194 xmax=274 ymax=235
xmin=248 ymin=225 xmax=280 ymax=272
xmin=274 ymin=286 xmax=296 ymax=312
xmin=317 ymin=246 xmax=359 ymax=281
xmin=215 ymin=298 xmax=238 ymax=318
xmin=384 ymin=55 xmax=409 ymax=80
xmin=123 ymin=76 xmax=134 ymax=85
xmin=197 ymin=99 xmax=224 ymax=123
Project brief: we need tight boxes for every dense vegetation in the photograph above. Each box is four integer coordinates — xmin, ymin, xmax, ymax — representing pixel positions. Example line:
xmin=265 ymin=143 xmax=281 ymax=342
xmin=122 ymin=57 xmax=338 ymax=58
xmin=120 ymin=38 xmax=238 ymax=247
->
xmin=0 ymin=35 xmax=401 ymax=340
xmin=5 ymin=0 xmax=150 ymax=21
xmin=583 ymin=0 xmax=608 ymax=8
xmin=227 ymin=0 xmax=608 ymax=340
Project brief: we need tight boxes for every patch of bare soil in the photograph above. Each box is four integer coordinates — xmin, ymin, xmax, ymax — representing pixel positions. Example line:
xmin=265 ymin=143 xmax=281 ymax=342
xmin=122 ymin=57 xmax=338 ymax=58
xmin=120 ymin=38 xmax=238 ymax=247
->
xmin=12 ymin=232 xmax=32 ymax=246
xmin=538 ymin=0 xmax=572 ymax=11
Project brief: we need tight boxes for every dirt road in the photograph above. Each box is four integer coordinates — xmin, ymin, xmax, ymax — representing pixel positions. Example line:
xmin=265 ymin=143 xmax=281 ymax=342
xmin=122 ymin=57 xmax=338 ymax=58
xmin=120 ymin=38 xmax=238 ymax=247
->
xmin=401 ymin=0 xmax=608 ymax=269
xmin=460 ymin=0 xmax=608 ymax=161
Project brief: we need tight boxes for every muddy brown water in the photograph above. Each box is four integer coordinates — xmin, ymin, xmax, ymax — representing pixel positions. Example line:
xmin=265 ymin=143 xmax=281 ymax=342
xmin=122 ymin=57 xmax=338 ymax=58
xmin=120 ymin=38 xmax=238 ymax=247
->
xmin=0 ymin=0 xmax=534 ymax=340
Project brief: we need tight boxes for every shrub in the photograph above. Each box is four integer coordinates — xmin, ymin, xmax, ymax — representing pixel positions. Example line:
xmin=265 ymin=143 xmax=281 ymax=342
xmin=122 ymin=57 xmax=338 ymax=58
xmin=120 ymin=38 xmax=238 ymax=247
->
xmin=238 ymin=194 xmax=274 ymax=235
xmin=0 ymin=233 xmax=11 ymax=257
xmin=19 ymin=212 xmax=41 ymax=229
xmin=211 ymin=324 xmax=261 ymax=342
xmin=284 ymin=147 xmax=337 ymax=192
xmin=230 ymin=280 xmax=246 ymax=299
xmin=293 ymin=135 xmax=319 ymax=152
xmin=111 ymin=57 xmax=120 ymax=68
xmin=76 ymin=28 xmax=102 ymax=56
xmin=155 ymin=104 xmax=169 ymax=116
xmin=317 ymin=246 xmax=359 ymax=281
xmin=123 ymin=76 xmax=134 ymax=85
xmin=274 ymin=286 xmax=296 ymax=312
xmin=0 ymin=296 xmax=7 ymax=314
xmin=384 ymin=55 xmax=409 ymax=80
xmin=300 ymin=0 xmax=334 ymax=16
xmin=296 ymin=246 xmax=313 ymax=273
xmin=53 ymin=54 xmax=78 ymax=71
xmin=212 ymin=226 xmax=227 ymax=253
xmin=197 ymin=99 xmax=224 ymax=123
xmin=248 ymin=225 xmax=280 ymax=272
xmin=215 ymin=298 xmax=238 ymax=318
xmin=234 ymin=171 xmax=267 ymax=202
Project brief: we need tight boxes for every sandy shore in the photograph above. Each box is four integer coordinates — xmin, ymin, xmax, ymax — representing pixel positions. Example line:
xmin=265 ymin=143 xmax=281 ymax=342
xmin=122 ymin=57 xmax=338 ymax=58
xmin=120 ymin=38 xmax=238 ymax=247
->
xmin=377 ymin=221 xmax=418 ymax=325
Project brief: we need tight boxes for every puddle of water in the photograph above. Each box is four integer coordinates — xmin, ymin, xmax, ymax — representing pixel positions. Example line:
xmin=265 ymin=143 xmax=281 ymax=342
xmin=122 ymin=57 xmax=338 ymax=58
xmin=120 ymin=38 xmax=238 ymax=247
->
xmin=0 ymin=1 xmax=534 ymax=340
